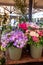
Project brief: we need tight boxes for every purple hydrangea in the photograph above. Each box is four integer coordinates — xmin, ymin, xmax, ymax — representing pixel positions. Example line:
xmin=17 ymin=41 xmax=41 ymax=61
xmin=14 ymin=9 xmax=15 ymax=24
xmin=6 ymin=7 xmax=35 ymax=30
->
xmin=1 ymin=30 xmax=28 ymax=48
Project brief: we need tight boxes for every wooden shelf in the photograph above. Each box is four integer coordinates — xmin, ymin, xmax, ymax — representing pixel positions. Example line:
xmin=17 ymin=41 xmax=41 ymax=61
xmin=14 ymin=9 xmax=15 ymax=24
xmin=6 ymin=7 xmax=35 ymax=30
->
xmin=6 ymin=50 xmax=43 ymax=65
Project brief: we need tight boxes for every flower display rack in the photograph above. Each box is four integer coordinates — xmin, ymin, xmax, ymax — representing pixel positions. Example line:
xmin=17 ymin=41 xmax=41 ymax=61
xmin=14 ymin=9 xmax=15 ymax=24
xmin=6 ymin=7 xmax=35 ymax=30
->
xmin=6 ymin=50 xmax=43 ymax=65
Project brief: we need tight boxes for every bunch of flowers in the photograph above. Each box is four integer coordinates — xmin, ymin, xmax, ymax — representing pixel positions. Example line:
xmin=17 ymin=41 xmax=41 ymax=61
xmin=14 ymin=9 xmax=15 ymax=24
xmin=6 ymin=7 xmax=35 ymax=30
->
xmin=18 ymin=22 xmax=40 ymax=32
xmin=25 ymin=29 xmax=43 ymax=46
xmin=1 ymin=30 xmax=28 ymax=49
xmin=36 ymin=30 xmax=43 ymax=45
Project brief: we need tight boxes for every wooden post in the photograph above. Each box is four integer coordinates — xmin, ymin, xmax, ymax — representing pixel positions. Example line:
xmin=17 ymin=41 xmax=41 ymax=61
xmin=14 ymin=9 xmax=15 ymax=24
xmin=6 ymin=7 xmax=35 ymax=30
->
xmin=29 ymin=0 xmax=33 ymax=22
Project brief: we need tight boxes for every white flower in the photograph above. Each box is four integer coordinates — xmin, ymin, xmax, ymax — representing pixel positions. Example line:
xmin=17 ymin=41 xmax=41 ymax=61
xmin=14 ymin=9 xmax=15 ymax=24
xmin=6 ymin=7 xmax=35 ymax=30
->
xmin=29 ymin=31 xmax=39 ymax=37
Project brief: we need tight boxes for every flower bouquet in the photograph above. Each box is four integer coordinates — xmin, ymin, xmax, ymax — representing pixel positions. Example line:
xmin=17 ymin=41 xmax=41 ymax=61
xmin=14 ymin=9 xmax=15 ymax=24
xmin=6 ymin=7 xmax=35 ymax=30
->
xmin=25 ymin=29 xmax=43 ymax=58
xmin=1 ymin=30 xmax=28 ymax=60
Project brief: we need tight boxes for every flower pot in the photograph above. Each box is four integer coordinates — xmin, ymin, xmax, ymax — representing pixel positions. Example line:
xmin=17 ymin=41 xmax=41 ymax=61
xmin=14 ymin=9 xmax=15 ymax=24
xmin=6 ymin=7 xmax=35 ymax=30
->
xmin=30 ymin=44 xmax=42 ymax=58
xmin=8 ymin=46 xmax=22 ymax=60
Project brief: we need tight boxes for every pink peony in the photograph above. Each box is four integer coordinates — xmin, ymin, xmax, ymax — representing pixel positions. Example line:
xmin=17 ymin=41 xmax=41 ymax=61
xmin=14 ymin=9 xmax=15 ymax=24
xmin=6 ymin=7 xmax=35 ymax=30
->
xmin=32 ymin=36 xmax=39 ymax=43
xmin=36 ymin=30 xmax=43 ymax=36
xmin=19 ymin=22 xmax=28 ymax=30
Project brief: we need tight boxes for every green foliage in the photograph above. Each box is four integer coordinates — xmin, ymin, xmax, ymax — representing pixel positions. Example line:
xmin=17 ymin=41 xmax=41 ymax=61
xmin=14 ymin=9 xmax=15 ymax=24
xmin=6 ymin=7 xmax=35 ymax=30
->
xmin=27 ymin=36 xmax=33 ymax=45
xmin=7 ymin=42 xmax=14 ymax=48
xmin=40 ymin=37 xmax=43 ymax=46
xmin=1 ymin=46 xmax=6 ymax=51
xmin=0 ymin=57 xmax=5 ymax=65
xmin=19 ymin=16 xmax=29 ymax=23
xmin=2 ymin=25 xmax=12 ymax=34
xmin=19 ymin=17 xmax=25 ymax=22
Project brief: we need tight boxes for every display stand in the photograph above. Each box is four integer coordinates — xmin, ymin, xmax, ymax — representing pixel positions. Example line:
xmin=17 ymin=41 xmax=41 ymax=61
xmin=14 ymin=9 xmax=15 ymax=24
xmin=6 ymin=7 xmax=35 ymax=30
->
xmin=6 ymin=50 xmax=43 ymax=65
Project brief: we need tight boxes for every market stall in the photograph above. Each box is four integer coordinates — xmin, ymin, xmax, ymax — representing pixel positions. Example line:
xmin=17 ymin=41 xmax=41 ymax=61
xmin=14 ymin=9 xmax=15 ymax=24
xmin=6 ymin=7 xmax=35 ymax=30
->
xmin=0 ymin=0 xmax=43 ymax=65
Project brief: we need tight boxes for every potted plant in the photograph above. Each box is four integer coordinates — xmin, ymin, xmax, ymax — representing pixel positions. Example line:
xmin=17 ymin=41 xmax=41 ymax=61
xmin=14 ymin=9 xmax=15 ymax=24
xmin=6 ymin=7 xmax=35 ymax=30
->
xmin=1 ymin=30 xmax=28 ymax=60
xmin=25 ymin=29 xmax=43 ymax=58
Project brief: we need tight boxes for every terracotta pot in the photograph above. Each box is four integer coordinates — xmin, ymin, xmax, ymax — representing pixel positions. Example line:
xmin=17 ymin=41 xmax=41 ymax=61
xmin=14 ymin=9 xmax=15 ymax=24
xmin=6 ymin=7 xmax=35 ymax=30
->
xmin=8 ymin=46 xmax=22 ymax=60
xmin=30 ymin=44 xmax=42 ymax=58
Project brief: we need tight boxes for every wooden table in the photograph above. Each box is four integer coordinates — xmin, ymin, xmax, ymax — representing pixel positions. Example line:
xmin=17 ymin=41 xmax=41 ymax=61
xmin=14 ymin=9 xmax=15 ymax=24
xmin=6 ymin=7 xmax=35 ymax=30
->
xmin=6 ymin=50 xmax=43 ymax=65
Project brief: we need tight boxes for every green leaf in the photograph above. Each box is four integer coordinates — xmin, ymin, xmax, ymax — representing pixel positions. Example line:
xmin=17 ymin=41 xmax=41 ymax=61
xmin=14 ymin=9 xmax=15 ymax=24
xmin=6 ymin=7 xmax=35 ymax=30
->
xmin=7 ymin=42 xmax=13 ymax=48
xmin=1 ymin=46 xmax=6 ymax=51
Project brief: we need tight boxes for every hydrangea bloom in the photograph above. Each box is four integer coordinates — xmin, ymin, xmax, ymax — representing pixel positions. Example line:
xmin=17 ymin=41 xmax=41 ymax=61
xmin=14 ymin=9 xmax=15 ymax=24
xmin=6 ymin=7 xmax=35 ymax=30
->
xmin=1 ymin=30 xmax=28 ymax=48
